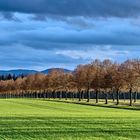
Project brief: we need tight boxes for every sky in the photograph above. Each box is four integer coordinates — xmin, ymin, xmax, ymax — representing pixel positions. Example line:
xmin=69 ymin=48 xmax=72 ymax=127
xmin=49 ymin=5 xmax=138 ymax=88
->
xmin=0 ymin=0 xmax=140 ymax=70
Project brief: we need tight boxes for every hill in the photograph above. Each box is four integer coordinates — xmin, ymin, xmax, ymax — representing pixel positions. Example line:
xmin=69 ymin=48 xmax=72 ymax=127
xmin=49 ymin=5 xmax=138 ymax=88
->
xmin=0 ymin=68 xmax=72 ymax=76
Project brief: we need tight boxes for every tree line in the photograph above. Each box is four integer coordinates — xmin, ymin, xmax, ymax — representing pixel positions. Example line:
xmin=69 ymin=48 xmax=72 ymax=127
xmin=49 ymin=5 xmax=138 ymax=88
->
xmin=0 ymin=59 xmax=140 ymax=106
xmin=0 ymin=74 xmax=25 ymax=81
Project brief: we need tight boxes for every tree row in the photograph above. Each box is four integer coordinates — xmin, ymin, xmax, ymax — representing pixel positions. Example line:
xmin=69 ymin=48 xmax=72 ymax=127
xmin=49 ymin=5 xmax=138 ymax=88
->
xmin=0 ymin=59 xmax=140 ymax=106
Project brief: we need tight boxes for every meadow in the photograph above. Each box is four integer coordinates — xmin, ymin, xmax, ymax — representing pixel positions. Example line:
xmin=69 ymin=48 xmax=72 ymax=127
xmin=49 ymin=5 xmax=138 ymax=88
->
xmin=0 ymin=99 xmax=140 ymax=140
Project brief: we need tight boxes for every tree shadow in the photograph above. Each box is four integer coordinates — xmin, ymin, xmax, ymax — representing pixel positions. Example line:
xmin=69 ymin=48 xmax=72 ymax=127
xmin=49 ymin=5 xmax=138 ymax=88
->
xmin=43 ymin=99 xmax=140 ymax=111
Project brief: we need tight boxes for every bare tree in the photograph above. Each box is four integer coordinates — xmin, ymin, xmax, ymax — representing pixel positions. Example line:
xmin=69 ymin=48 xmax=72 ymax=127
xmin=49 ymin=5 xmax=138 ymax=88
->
xmin=121 ymin=60 xmax=140 ymax=106
xmin=91 ymin=59 xmax=102 ymax=103
xmin=73 ymin=65 xmax=85 ymax=101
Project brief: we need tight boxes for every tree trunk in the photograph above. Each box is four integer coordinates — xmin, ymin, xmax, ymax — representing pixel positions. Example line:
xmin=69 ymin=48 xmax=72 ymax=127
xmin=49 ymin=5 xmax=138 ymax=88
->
xmin=56 ymin=91 xmax=58 ymax=99
xmin=46 ymin=91 xmax=48 ymax=98
xmin=116 ymin=90 xmax=119 ymax=105
xmin=129 ymin=89 xmax=132 ymax=106
xmin=81 ymin=91 xmax=84 ymax=100
xmin=105 ymin=92 xmax=108 ymax=104
xmin=79 ymin=91 xmax=81 ymax=101
xmin=95 ymin=90 xmax=99 ymax=103
xmin=54 ymin=91 xmax=57 ymax=99
xmin=52 ymin=91 xmax=55 ymax=99
xmin=87 ymin=90 xmax=90 ymax=102
xmin=72 ymin=93 xmax=74 ymax=100
xmin=65 ymin=91 xmax=68 ymax=100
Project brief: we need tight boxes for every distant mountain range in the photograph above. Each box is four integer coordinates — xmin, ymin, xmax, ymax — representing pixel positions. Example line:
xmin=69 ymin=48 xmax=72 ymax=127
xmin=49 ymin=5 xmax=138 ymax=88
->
xmin=0 ymin=68 xmax=72 ymax=76
xmin=41 ymin=68 xmax=72 ymax=74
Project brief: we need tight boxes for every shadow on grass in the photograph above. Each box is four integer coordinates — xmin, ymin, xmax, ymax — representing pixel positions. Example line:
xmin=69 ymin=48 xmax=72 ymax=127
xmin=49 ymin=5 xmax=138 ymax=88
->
xmin=43 ymin=99 xmax=140 ymax=111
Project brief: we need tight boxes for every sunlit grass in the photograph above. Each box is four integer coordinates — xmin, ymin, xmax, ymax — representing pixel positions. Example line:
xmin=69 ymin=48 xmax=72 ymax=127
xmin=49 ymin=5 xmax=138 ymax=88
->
xmin=0 ymin=99 xmax=139 ymax=140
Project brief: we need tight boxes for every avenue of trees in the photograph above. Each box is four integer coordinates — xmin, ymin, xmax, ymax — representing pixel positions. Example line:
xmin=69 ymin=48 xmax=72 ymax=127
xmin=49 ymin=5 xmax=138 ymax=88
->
xmin=0 ymin=59 xmax=140 ymax=106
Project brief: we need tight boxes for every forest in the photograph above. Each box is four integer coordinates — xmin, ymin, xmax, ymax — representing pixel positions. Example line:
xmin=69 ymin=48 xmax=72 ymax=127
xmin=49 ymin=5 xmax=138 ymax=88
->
xmin=0 ymin=59 xmax=140 ymax=106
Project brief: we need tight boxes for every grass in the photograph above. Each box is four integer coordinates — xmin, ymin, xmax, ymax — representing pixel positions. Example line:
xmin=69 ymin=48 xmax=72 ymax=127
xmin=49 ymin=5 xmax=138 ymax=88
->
xmin=50 ymin=99 xmax=140 ymax=110
xmin=0 ymin=99 xmax=140 ymax=140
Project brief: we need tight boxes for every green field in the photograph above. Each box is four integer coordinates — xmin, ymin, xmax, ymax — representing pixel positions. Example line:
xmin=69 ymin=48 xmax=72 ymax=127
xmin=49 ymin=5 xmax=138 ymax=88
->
xmin=0 ymin=99 xmax=140 ymax=140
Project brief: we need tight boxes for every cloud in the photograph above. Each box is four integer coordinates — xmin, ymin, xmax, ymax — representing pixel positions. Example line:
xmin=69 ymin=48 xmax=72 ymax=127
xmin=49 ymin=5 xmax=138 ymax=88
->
xmin=0 ymin=1 xmax=140 ymax=70
xmin=0 ymin=0 xmax=140 ymax=19
xmin=0 ymin=44 xmax=85 ymax=70
xmin=1 ymin=16 xmax=140 ymax=50
xmin=55 ymin=46 xmax=129 ymax=61
xmin=0 ymin=43 xmax=139 ymax=70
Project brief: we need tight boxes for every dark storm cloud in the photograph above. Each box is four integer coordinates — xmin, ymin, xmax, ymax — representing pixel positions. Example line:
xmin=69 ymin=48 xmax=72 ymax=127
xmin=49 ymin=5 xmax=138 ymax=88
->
xmin=0 ymin=0 xmax=140 ymax=18
xmin=0 ymin=1 xmax=140 ymax=70
xmin=1 ymin=26 xmax=140 ymax=50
